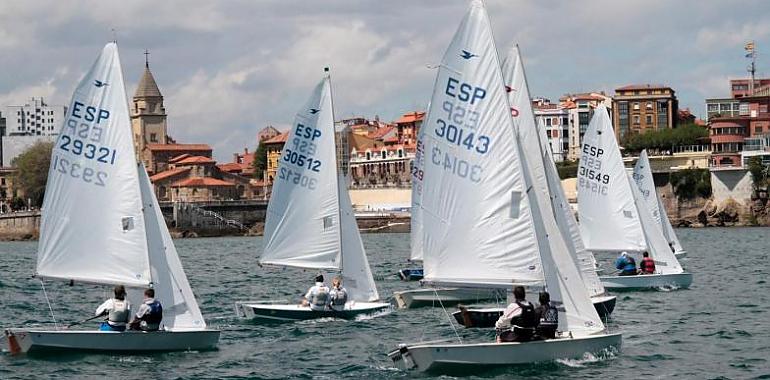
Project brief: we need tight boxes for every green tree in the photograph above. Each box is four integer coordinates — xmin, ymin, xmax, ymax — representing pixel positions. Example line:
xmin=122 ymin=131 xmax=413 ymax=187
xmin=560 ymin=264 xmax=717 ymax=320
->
xmin=556 ymin=160 xmax=579 ymax=179
xmin=621 ymin=124 xmax=709 ymax=154
xmin=252 ymin=142 xmax=268 ymax=180
xmin=670 ymin=168 xmax=711 ymax=200
xmin=747 ymin=156 xmax=769 ymax=190
xmin=12 ymin=141 xmax=54 ymax=207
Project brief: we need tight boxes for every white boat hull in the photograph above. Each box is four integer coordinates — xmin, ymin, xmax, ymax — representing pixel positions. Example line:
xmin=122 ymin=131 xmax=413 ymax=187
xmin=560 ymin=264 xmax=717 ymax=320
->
xmin=388 ymin=332 xmax=622 ymax=372
xmin=600 ymin=272 xmax=693 ymax=290
xmin=5 ymin=328 xmax=220 ymax=354
xmin=392 ymin=288 xmax=505 ymax=309
xmin=235 ymin=302 xmax=391 ymax=321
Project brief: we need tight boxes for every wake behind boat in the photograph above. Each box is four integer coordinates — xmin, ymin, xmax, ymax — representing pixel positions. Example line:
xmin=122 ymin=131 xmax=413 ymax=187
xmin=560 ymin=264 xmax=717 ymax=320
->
xmin=234 ymin=72 xmax=389 ymax=322
xmin=4 ymin=43 xmax=219 ymax=354
xmin=388 ymin=1 xmax=620 ymax=371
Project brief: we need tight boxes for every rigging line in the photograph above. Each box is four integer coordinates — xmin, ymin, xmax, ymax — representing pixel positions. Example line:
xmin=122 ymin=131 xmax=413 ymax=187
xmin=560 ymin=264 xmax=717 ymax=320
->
xmin=434 ymin=288 xmax=462 ymax=344
xmin=39 ymin=279 xmax=59 ymax=330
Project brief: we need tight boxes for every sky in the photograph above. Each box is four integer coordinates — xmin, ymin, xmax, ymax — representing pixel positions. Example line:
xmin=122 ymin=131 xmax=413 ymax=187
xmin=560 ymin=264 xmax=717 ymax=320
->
xmin=1 ymin=0 xmax=769 ymax=161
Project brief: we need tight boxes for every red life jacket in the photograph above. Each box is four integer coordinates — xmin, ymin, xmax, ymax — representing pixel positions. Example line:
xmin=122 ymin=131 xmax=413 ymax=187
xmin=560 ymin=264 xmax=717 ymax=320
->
xmin=640 ymin=257 xmax=656 ymax=273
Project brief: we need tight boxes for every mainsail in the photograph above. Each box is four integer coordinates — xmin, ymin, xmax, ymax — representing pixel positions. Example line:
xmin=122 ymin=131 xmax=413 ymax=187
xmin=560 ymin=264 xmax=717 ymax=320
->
xmin=502 ymin=44 xmax=605 ymax=298
xmin=409 ymin=122 xmax=426 ymax=262
xmin=420 ymin=0 xmax=543 ymax=288
xmin=138 ymin=163 xmax=206 ymax=329
xmin=262 ymin=78 xmax=341 ymax=270
xmin=577 ymin=104 xmax=647 ymax=252
xmin=37 ymin=42 xmax=150 ymax=286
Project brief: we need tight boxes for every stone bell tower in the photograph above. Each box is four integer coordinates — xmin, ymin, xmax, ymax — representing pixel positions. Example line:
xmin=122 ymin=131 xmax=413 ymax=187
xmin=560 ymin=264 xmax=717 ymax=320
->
xmin=131 ymin=50 xmax=168 ymax=159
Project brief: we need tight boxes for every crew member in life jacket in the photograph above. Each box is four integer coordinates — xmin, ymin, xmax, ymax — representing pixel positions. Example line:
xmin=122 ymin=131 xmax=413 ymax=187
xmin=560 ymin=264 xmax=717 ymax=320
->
xmin=130 ymin=288 xmax=163 ymax=331
xmin=639 ymin=251 xmax=656 ymax=274
xmin=328 ymin=276 xmax=348 ymax=312
xmin=615 ymin=252 xmax=638 ymax=276
xmin=95 ymin=285 xmax=131 ymax=331
xmin=301 ymin=274 xmax=330 ymax=311
xmin=494 ymin=286 xmax=540 ymax=343
xmin=535 ymin=291 xmax=558 ymax=339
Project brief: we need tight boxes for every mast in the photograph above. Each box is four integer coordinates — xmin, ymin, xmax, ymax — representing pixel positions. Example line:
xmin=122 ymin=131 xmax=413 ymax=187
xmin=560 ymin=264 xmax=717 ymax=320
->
xmin=326 ymin=67 xmax=344 ymax=274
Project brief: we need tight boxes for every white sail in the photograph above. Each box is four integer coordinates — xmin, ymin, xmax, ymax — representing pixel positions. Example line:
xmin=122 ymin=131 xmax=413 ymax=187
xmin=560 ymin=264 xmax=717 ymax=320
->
xmin=577 ymin=104 xmax=646 ymax=252
xmin=519 ymin=139 xmax=605 ymax=335
xmin=409 ymin=126 xmax=426 ymax=262
xmin=262 ymin=78 xmax=341 ymax=270
xmin=628 ymin=173 xmax=684 ymax=275
xmin=37 ymin=42 xmax=150 ymax=286
xmin=633 ymin=150 xmax=684 ymax=252
xmin=632 ymin=150 xmax=663 ymax=225
xmin=138 ymin=163 xmax=206 ymax=329
xmin=338 ymin=175 xmax=380 ymax=302
xmin=503 ymin=44 xmax=605 ymax=297
xmin=421 ymin=0 xmax=543 ymax=288
xmin=657 ymin=192 xmax=685 ymax=252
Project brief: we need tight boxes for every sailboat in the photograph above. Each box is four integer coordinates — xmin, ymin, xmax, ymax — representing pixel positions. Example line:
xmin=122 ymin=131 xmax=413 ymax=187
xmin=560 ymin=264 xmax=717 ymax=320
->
xmin=450 ymin=45 xmax=616 ymax=327
xmin=388 ymin=1 xmax=621 ymax=371
xmin=632 ymin=150 xmax=688 ymax=259
xmin=4 ymin=42 xmax=219 ymax=354
xmin=234 ymin=73 xmax=390 ymax=321
xmin=577 ymin=104 xmax=692 ymax=290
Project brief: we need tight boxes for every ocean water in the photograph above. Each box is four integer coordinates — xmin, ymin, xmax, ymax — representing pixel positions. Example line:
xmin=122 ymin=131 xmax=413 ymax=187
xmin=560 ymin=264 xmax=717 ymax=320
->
xmin=1 ymin=228 xmax=769 ymax=379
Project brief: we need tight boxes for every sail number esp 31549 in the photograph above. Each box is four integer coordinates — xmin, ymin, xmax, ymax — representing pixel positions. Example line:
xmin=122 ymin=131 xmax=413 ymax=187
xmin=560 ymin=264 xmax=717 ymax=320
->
xmin=578 ymin=144 xmax=609 ymax=195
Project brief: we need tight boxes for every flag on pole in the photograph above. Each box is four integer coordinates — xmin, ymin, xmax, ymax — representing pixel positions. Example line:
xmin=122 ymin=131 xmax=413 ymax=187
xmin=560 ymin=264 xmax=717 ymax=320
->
xmin=745 ymin=41 xmax=755 ymax=58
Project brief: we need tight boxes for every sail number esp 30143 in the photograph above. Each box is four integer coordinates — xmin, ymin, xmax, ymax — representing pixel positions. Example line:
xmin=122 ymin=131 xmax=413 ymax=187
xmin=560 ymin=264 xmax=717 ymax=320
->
xmin=430 ymin=77 xmax=491 ymax=183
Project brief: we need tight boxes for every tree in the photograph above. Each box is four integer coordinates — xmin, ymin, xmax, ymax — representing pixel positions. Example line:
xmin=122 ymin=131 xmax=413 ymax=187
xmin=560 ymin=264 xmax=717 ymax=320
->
xmin=621 ymin=124 xmax=709 ymax=154
xmin=12 ymin=141 xmax=54 ymax=207
xmin=747 ymin=156 xmax=769 ymax=190
xmin=252 ymin=142 xmax=268 ymax=180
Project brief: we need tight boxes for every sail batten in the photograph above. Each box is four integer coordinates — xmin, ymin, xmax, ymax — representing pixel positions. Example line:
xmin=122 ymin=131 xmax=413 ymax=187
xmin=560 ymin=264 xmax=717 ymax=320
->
xmin=36 ymin=43 xmax=150 ymax=286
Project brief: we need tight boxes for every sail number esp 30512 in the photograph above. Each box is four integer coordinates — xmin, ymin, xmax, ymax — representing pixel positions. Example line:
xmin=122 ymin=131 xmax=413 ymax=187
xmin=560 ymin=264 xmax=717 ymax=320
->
xmin=278 ymin=123 xmax=323 ymax=190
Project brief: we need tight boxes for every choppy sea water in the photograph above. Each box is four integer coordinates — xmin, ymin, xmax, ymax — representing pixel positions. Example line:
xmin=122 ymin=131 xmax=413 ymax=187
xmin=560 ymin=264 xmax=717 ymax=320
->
xmin=1 ymin=228 xmax=769 ymax=379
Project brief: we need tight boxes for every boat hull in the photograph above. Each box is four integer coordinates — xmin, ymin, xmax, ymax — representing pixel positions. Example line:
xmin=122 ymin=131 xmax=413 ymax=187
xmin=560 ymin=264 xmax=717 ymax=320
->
xmin=388 ymin=332 xmax=622 ymax=372
xmin=235 ymin=302 xmax=391 ymax=322
xmin=392 ymin=288 xmax=505 ymax=309
xmin=600 ymin=272 xmax=693 ymax=290
xmin=451 ymin=295 xmax=617 ymax=328
xmin=4 ymin=328 xmax=220 ymax=354
xmin=397 ymin=268 xmax=424 ymax=281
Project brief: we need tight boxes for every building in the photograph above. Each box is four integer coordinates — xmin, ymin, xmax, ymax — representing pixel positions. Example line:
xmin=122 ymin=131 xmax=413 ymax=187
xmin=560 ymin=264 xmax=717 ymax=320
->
xmin=612 ymin=84 xmax=677 ymax=143
xmin=263 ymin=132 xmax=288 ymax=184
xmin=257 ymin=125 xmax=280 ymax=142
xmin=729 ymin=78 xmax=770 ymax=98
xmin=149 ymin=154 xmax=254 ymax=202
xmin=560 ymin=92 xmax=612 ymax=160
xmin=131 ymin=58 xmax=169 ymax=159
xmin=709 ymin=93 xmax=770 ymax=168
xmin=221 ymin=148 xmax=256 ymax=177
xmin=393 ymin=111 xmax=424 ymax=146
xmin=532 ymin=98 xmax=569 ymax=162
xmin=3 ymin=97 xmax=65 ymax=137
xmin=705 ymin=98 xmax=742 ymax=121
xmin=145 ymin=143 xmax=212 ymax=174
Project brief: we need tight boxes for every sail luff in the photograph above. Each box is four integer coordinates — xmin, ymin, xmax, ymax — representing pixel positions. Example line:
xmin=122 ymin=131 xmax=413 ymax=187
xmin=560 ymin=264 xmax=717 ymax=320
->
xmin=36 ymin=42 xmax=150 ymax=286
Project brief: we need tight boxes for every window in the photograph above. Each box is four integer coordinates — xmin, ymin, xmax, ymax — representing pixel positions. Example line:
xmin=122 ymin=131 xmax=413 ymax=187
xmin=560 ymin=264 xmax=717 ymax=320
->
xmin=633 ymin=115 xmax=640 ymax=125
xmin=646 ymin=115 xmax=653 ymax=124
xmin=633 ymin=103 xmax=640 ymax=110
xmin=756 ymin=126 xmax=763 ymax=134
xmin=150 ymin=133 xmax=157 ymax=142
xmin=707 ymin=103 xmax=719 ymax=112
xmin=552 ymin=117 xmax=559 ymax=126
xmin=562 ymin=117 xmax=568 ymax=125
xmin=546 ymin=118 xmax=551 ymax=126
xmin=646 ymin=102 xmax=653 ymax=110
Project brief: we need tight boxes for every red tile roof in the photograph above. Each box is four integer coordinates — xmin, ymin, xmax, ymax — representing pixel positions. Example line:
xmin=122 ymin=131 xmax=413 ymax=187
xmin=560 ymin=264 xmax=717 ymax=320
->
xmin=147 ymin=143 xmax=212 ymax=152
xmin=395 ymin=111 xmax=426 ymax=124
xmin=169 ymin=153 xmax=192 ymax=163
xmin=217 ymin=162 xmax=243 ymax=173
xmin=149 ymin=167 xmax=191 ymax=182
xmin=264 ymin=131 xmax=289 ymax=144
xmin=171 ymin=177 xmax=236 ymax=187
xmin=367 ymin=126 xmax=395 ymax=140
xmin=175 ymin=155 xmax=216 ymax=165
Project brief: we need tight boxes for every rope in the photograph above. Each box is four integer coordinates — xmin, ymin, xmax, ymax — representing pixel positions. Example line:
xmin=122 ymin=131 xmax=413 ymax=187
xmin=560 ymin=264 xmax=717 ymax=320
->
xmin=433 ymin=288 xmax=462 ymax=344
xmin=39 ymin=279 xmax=59 ymax=330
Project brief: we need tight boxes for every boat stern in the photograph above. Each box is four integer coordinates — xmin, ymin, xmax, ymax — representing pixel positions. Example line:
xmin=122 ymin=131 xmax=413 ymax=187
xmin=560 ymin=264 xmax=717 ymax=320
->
xmin=388 ymin=344 xmax=419 ymax=371
xmin=4 ymin=329 xmax=32 ymax=354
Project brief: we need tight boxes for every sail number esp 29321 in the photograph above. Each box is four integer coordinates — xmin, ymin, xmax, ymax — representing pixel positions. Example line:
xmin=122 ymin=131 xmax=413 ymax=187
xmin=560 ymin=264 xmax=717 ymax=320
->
xmin=52 ymin=101 xmax=117 ymax=187
xmin=429 ymin=77 xmax=491 ymax=183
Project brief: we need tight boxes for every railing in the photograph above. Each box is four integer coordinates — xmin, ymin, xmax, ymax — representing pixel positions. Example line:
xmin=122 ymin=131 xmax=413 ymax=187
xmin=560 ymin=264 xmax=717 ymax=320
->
xmin=179 ymin=202 xmax=247 ymax=230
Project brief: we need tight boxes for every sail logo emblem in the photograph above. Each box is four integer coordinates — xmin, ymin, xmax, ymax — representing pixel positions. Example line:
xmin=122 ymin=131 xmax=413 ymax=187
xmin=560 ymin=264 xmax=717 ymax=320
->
xmin=309 ymin=108 xmax=320 ymax=114
xmin=93 ymin=80 xmax=109 ymax=88
xmin=460 ymin=50 xmax=478 ymax=60
xmin=505 ymin=85 xmax=515 ymax=93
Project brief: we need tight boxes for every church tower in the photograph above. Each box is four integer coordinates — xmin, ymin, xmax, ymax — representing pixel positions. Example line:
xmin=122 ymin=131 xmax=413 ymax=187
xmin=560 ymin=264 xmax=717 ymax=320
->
xmin=131 ymin=50 xmax=168 ymax=159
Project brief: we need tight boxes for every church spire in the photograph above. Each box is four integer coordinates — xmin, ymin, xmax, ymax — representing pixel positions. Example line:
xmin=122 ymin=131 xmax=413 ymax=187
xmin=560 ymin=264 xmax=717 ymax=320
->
xmin=134 ymin=50 xmax=162 ymax=98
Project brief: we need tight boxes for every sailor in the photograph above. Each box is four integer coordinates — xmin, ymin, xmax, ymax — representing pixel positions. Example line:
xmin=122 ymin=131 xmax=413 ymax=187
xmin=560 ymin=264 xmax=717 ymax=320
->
xmin=328 ymin=276 xmax=348 ymax=311
xmin=639 ymin=251 xmax=656 ymax=274
xmin=668 ymin=242 xmax=676 ymax=253
xmin=130 ymin=288 xmax=163 ymax=331
xmin=494 ymin=286 xmax=539 ymax=343
xmin=535 ymin=292 xmax=558 ymax=339
xmin=95 ymin=285 xmax=131 ymax=332
xmin=301 ymin=274 xmax=330 ymax=311
xmin=614 ymin=252 xmax=637 ymax=276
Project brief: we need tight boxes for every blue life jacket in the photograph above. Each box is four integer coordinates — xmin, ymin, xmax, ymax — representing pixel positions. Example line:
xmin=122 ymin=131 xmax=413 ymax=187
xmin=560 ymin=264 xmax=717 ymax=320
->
xmin=615 ymin=256 xmax=637 ymax=273
xmin=143 ymin=300 xmax=163 ymax=325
